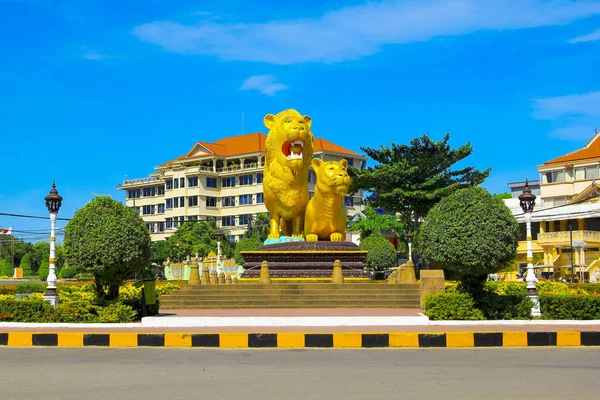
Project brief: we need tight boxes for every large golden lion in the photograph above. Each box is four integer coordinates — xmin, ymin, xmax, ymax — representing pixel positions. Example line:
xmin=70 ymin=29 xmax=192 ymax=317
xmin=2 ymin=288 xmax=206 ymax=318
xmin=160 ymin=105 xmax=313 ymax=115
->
xmin=304 ymin=159 xmax=351 ymax=242
xmin=263 ymin=109 xmax=314 ymax=239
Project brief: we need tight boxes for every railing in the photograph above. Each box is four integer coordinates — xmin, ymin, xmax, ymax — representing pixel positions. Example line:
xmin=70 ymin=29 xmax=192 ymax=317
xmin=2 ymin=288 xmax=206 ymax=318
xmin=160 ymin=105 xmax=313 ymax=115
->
xmin=216 ymin=162 xmax=264 ymax=173
xmin=119 ymin=177 xmax=158 ymax=187
xmin=537 ymin=230 xmax=600 ymax=245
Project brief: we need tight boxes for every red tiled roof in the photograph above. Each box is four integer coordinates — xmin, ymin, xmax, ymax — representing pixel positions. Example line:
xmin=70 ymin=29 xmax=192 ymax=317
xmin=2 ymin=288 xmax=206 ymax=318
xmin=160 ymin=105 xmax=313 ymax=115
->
xmin=545 ymin=132 xmax=600 ymax=165
xmin=162 ymin=132 xmax=362 ymax=166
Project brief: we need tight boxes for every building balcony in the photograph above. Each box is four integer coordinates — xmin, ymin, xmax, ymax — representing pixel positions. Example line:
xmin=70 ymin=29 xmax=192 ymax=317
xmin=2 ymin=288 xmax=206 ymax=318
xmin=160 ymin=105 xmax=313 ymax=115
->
xmin=117 ymin=176 xmax=159 ymax=188
xmin=537 ymin=230 xmax=600 ymax=247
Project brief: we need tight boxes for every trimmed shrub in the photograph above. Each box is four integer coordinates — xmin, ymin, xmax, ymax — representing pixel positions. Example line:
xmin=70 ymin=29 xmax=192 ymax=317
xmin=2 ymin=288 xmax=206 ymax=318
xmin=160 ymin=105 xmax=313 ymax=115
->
xmin=37 ymin=260 xmax=50 ymax=281
xmin=20 ymin=253 xmax=33 ymax=276
xmin=56 ymin=301 xmax=99 ymax=323
xmin=539 ymin=294 xmax=600 ymax=320
xmin=570 ymin=283 xmax=600 ymax=295
xmin=0 ymin=286 xmax=16 ymax=295
xmin=59 ymin=265 xmax=78 ymax=279
xmin=359 ymin=234 xmax=397 ymax=271
xmin=234 ymin=235 xmax=262 ymax=266
xmin=425 ymin=293 xmax=485 ymax=320
xmin=0 ymin=257 xmax=13 ymax=277
xmin=16 ymin=283 xmax=46 ymax=294
xmin=474 ymin=292 xmax=532 ymax=320
xmin=0 ymin=300 xmax=59 ymax=322
xmin=97 ymin=302 xmax=137 ymax=323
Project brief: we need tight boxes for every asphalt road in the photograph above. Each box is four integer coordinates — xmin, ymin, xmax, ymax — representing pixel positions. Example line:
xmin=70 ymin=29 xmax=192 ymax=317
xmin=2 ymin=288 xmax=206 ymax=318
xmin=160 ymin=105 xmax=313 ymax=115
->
xmin=1 ymin=348 xmax=599 ymax=400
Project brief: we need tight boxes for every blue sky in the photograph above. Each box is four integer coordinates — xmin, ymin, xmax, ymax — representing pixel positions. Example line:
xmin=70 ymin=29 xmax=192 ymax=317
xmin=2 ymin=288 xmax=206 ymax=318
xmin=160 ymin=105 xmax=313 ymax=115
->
xmin=1 ymin=0 xmax=600 ymax=241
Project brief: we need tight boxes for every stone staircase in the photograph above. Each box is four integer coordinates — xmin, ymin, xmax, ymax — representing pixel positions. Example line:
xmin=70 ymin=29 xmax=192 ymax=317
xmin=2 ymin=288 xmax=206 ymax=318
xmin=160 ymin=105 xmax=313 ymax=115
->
xmin=160 ymin=283 xmax=421 ymax=309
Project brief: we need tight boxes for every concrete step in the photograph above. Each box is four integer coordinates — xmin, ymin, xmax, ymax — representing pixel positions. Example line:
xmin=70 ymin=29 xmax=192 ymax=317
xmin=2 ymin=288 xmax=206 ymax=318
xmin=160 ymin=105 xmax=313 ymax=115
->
xmin=159 ymin=305 xmax=421 ymax=309
xmin=179 ymin=284 xmax=418 ymax=290
xmin=160 ymin=299 xmax=421 ymax=307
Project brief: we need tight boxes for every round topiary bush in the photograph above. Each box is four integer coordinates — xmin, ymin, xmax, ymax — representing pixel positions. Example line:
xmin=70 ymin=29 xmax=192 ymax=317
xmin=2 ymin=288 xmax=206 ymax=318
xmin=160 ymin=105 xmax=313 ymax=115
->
xmin=359 ymin=234 xmax=397 ymax=271
xmin=20 ymin=253 xmax=33 ymax=276
xmin=59 ymin=265 xmax=77 ymax=279
xmin=37 ymin=260 xmax=50 ymax=281
xmin=420 ymin=186 xmax=519 ymax=292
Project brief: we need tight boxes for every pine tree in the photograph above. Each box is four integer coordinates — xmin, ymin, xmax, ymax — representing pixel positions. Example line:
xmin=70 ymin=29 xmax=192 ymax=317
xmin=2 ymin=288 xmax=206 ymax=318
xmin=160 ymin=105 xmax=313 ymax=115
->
xmin=20 ymin=253 xmax=33 ymax=277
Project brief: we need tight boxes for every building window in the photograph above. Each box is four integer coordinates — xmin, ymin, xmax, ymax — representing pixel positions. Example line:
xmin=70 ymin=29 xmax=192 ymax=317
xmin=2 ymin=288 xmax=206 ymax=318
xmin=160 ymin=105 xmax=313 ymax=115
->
xmin=157 ymin=204 xmax=165 ymax=214
xmin=166 ymin=218 xmax=172 ymax=229
xmin=256 ymin=193 xmax=264 ymax=203
xmin=173 ymin=218 xmax=179 ymax=228
xmin=166 ymin=180 xmax=173 ymax=190
xmin=188 ymin=196 xmax=198 ymax=207
xmin=222 ymin=216 xmax=236 ymax=226
xmin=135 ymin=207 xmax=140 ymax=215
xmin=239 ymin=174 xmax=253 ymax=186
xmin=256 ymin=173 xmax=263 ymax=184
xmin=128 ymin=189 xmax=141 ymax=199
xmin=166 ymin=198 xmax=173 ymax=209
xmin=543 ymin=170 xmax=565 ymax=184
xmin=206 ymin=196 xmax=218 ymax=208
xmin=206 ymin=177 xmax=217 ymax=188
xmin=574 ymin=166 xmax=600 ymax=181
xmin=239 ymin=194 xmax=253 ymax=205
xmin=143 ymin=187 xmax=155 ymax=197
xmin=187 ymin=216 xmax=198 ymax=222
xmin=308 ymin=171 xmax=316 ymax=183
xmin=179 ymin=196 xmax=184 ymax=207
xmin=174 ymin=179 xmax=179 ymax=189
xmin=180 ymin=216 xmax=185 ymax=225
xmin=157 ymin=222 xmax=165 ymax=233
xmin=222 ymin=196 xmax=235 ymax=207
xmin=222 ymin=177 xmax=236 ymax=188
xmin=188 ymin=176 xmax=199 ymax=187
xmin=146 ymin=223 xmax=155 ymax=233
xmin=174 ymin=197 xmax=179 ymax=208
xmin=157 ymin=185 xmax=165 ymax=195
xmin=239 ymin=214 xmax=251 ymax=225
xmin=143 ymin=205 xmax=155 ymax=215
xmin=344 ymin=196 xmax=354 ymax=207
xmin=180 ymin=177 xmax=185 ymax=188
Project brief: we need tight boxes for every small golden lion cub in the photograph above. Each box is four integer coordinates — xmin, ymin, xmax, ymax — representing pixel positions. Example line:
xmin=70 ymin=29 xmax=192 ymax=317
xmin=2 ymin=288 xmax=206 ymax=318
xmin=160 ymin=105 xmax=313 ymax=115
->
xmin=304 ymin=158 xmax=352 ymax=242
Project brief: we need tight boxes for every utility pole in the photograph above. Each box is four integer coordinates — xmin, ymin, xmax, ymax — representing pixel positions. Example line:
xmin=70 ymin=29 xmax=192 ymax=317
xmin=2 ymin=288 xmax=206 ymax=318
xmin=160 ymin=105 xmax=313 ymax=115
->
xmin=570 ymin=220 xmax=574 ymax=282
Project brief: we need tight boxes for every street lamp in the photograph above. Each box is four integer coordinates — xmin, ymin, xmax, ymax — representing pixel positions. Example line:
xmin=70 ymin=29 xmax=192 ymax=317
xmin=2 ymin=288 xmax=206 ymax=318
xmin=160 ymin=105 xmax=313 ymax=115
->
xmin=518 ymin=180 xmax=541 ymax=317
xmin=406 ymin=230 xmax=413 ymax=262
xmin=215 ymin=229 xmax=223 ymax=269
xmin=44 ymin=181 xmax=62 ymax=307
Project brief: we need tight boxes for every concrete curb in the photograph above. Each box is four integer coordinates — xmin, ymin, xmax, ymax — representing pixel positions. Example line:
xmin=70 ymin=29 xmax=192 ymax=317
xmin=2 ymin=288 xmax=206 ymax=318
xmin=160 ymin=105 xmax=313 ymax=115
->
xmin=1 ymin=331 xmax=600 ymax=348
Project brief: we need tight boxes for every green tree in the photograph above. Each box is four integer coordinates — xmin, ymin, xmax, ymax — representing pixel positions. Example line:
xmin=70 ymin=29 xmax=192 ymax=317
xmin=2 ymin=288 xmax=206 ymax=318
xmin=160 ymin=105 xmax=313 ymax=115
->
xmin=246 ymin=212 xmax=270 ymax=242
xmin=419 ymin=187 xmax=519 ymax=292
xmin=19 ymin=253 xmax=33 ymax=276
xmin=0 ymin=234 xmax=32 ymax=269
xmin=234 ymin=234 xmax=262 ymax=266
xmin=349 ymin=204 xmax=405 ymax=241
xmin=151 ymin=240 xmax=169 ymax=265
xmin=64 ymin=196 xmax=151 ymax=301
xmin=31 ymin=242 xmax=50 ymax=273
xmin=351 ymin=133 xmax=491 ymax=226
xmin=493 ymin=192 xmax=512 ymax=200
xmin=37 ymin=260 xmax=49 ymax=281
xmin=359 ymin=234 xmax=398 ymax=271
xmin=0 ymin=256 xmax=13 ymax=277
xmin=166 ymin=221 xmax=234 ymax=261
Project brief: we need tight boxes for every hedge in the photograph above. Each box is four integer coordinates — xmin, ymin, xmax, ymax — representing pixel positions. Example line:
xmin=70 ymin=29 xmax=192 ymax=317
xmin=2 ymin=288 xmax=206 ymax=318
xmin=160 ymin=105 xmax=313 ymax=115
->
xmin=539 ymin=294 xmax=600 ymax=320
xmin=425 ymin=293 xmax=484 ymax=320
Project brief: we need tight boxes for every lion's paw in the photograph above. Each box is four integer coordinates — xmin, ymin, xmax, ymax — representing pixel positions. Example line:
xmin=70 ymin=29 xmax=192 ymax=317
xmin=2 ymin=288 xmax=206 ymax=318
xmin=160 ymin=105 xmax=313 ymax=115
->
xmin=306 ymin=234 xmax=318 ymax=242
xmin=330 ymin=233 xmax=343 ymax=242
xmin=292 ymin=233 xmax=304 ymax=239
xmin=267 ymin=232 xmax=280 ymax=239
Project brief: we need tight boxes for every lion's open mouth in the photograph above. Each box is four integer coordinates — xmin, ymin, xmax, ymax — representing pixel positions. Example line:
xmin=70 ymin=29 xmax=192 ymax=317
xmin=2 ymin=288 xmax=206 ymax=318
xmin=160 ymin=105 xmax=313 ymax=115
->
xmin=282 ymin=140 xmax=304 ymax=160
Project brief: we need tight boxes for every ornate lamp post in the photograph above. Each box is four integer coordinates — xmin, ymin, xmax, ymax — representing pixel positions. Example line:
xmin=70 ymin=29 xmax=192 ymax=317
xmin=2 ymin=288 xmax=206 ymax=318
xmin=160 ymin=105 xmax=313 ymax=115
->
xmin=44 ymin=182 xmax=62 ymax=306
xmin=406 ymin=230 xmax=413 ymax=262
xmin=519 ymin=180 xmax=541 ymax=317
xmin=215 ymin=229 xmax=223 ymax=266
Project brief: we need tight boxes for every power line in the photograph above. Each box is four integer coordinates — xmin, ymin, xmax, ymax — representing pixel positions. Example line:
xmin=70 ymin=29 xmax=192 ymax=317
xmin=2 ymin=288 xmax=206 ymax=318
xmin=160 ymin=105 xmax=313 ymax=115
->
xmin=0 ymin=212 xmax=71 ymax=221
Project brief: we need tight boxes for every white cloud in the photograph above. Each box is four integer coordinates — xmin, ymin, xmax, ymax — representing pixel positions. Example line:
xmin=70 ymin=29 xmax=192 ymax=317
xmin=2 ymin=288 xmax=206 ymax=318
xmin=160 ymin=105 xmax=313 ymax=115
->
xmin=534 ymin=92 xmax=600 ymax=141
xmin=533 ymin=92 xmax=600 ymax=119
xmin=569 ymin=28 xmax=600 ymax=43
xmin=132 ymin=0 xmax=600 ymax=65
xmin=240 ymin=75 xmax=288 ymax=96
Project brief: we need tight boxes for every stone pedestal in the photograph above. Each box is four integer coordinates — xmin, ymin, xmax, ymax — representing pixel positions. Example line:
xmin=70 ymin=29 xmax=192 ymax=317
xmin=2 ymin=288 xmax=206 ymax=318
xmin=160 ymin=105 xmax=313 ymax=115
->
xmin=420 ymin=270 xmax=445 ymax=309
xmin=201 ymin=265 xmax=210 ymax=284
xmin=259 ymin=261 xmax=271 ymax=284
xmin=397 ymin=260 xmax=417 ymax=284
xmin=188 ymin=260 xmax=200 ymax=285
xmin=332 ymin=260 xmax=344 ymax=284
xmin=209 ymin=271 xmax=218 ymax=285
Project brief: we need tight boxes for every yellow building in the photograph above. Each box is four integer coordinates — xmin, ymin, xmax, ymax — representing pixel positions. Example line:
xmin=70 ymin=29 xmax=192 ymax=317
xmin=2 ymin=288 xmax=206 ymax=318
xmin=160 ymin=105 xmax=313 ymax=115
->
xmin=509 ymin=130 xmax=600 ymax=281
xmin=117 ymin=132 xmax=366 ymax=242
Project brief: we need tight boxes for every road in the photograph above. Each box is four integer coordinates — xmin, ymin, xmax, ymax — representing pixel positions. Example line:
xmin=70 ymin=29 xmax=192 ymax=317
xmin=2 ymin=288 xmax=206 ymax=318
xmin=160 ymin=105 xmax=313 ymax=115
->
xmin=1 ymin=348 xmax=599 ymax=399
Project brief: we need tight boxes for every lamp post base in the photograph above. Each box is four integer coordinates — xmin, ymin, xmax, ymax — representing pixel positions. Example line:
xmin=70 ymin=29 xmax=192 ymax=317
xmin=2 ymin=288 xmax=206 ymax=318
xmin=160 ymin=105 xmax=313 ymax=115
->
xmin=528 ymin=293 xmax=541 ymax=317
xmin=44 ymin=292 xmax=58 ymax=307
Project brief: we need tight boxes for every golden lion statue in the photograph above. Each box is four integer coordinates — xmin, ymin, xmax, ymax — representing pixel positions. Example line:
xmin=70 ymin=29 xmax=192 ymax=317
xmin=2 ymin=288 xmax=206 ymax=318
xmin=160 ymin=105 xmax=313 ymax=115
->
xmin=263 ymin=109 xmax=314 ymax=239
xmin=304 ymin=159 xmax=351 ymax=241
